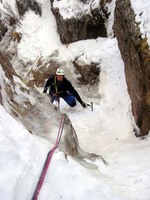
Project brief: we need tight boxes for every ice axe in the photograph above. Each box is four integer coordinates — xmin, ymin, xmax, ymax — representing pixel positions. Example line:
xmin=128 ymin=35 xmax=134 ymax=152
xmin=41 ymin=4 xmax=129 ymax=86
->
xmin=85 ymin=102 xmax=93 ymax=111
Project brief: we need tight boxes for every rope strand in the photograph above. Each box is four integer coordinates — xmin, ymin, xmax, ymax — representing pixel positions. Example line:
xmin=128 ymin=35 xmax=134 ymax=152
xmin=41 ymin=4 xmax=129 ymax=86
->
xmin=31 ymin=113 xmax=66 ymax=200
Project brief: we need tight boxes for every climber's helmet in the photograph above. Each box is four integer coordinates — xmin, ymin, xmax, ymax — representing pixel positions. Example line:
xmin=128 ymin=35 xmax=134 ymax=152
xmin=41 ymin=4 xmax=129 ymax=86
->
xmin=56 ymin=68 xmax=65 ymax=76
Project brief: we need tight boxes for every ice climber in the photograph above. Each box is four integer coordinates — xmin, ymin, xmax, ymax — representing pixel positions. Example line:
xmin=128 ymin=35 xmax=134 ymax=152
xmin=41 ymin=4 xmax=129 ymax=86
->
xmin=43 ymin=68 xmax=86 ymax=108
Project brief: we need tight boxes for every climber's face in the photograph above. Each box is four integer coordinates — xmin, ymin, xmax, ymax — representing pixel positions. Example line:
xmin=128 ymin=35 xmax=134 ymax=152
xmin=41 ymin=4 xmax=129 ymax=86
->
xmin=56 ymin=75 xmax=64 ymax=81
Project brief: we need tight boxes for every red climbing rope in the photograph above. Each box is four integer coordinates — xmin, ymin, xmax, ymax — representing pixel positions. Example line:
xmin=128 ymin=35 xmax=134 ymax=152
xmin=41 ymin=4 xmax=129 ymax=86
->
xmin=31 ymin=113 xmax=66 ymax=200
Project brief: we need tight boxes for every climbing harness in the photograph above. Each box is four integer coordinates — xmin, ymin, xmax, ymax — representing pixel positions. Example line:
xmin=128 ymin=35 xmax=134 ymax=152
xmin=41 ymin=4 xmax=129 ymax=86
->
xmin=52 ymin=76 xmax=64 ymax=109
xmin=54 ymin=76 xmax=58 ymax=94
xmin=54 ymin=76 xmax=64 ymax=95
xmin=31 ymin=113 xmax=66 ymax=200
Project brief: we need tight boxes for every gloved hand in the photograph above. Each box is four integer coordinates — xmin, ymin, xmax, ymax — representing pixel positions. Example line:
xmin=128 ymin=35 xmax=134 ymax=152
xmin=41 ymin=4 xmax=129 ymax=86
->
xmin=43 ymin=88 xmax=47 ymax=93
xmin=81 ymin=102 xmax=87 ymax=108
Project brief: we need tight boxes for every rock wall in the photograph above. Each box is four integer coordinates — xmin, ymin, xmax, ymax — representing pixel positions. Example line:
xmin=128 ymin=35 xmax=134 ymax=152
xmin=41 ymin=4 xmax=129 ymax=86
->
xmin=16 ymin=0 xmax=42 ymax=16
xmin=73 ymin=60 xmax=100 ymax=85
xmin=113 ymin=0 xmax=150 ymax=136
xmin=50 ymin=0 xmax=108 ymax=44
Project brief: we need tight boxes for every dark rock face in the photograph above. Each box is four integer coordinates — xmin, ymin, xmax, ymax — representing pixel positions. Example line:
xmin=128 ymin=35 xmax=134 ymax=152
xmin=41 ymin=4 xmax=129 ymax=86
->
xmin=16 ymin=0 xmax=42 ymax=16
xmin=113 ymin=0 xmax=150 ymax=136
xmin=0 ymin=51 xmax=19 ymax=107
xmin=0 ymin=51 xmax=18 ymax=85
xmin=74 ymin=60 xmax=100 ymax=85
xmin=0 ymin=20 xmax=8 ymax=41
xmin=0 ymin=10 xmax=17 ymax=41
xmin=50 ymin=1 xmax=107 ymax=44
xmin=28 ymin=60 xmax=59 ymax=87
